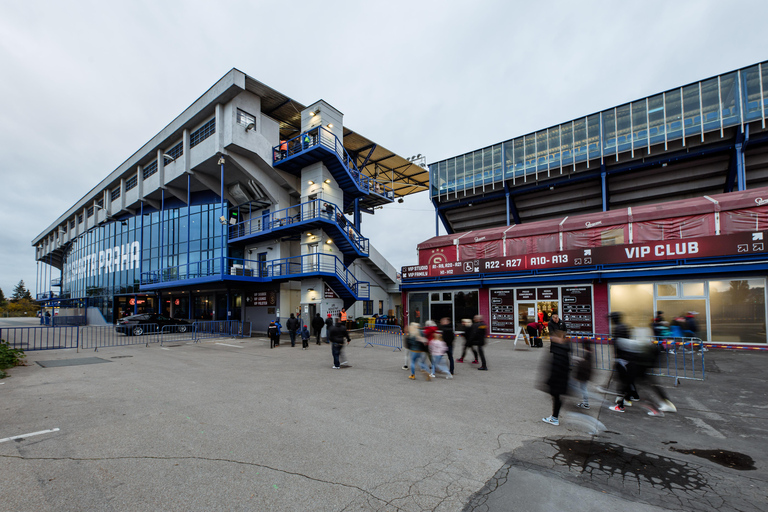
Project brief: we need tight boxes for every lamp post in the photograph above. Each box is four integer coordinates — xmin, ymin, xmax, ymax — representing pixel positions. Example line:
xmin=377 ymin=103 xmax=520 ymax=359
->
xmin=218 ymin=156 xmax=226 ymax=283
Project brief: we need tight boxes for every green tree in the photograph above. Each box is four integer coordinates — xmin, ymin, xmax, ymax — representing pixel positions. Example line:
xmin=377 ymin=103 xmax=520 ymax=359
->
xmin=10 ymin=280 xmax=33 ymax=302
xmin=0 ymin=287 xmax=6 ymax=307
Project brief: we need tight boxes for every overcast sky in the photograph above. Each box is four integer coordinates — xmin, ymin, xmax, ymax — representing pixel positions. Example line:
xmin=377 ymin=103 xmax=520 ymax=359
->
xmin=1 ymin=0 xmax=767 ymax=297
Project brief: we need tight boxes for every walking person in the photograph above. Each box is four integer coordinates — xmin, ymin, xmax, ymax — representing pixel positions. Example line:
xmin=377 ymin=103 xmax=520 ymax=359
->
xmin=274 ymin=318 xmax=282 ymax=346
xmin=429 ymin=332 xmax=453 ymax=379
xmin=301 ymin=324 xmax=311 ymax=350
xmin=328 ymin=317 xmax=351 ymax=369
xmin=405 ymin=322 xmax=430 ymax=380
xmin=439 ymin=317 xmax=456 ymax=375
xmin=287 ymin=313 xmax=299 ymax=347
xmin=470 ymin=315 xmax=488 ymax=370
xmin=608 ymin=312 xmax=637 ymax=413
xmin=574 ymin=338 xmax=593 ymax=409
xmin=324 ymin=313 xmax=334 ymax=343
xmin=457 ymin=318 xmax=478 ymax=364
xmin=542 ymin=323 xmax=571 ymax=426
xmin=312 ymin=313 xmax=325 ymax=345
xmin=267 ymin=321 xmax=279 ymax=349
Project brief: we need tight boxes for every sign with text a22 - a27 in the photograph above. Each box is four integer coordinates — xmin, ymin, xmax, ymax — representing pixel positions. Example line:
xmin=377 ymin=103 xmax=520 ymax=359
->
xmin=401 ymin=232 xmax=766 ymax=278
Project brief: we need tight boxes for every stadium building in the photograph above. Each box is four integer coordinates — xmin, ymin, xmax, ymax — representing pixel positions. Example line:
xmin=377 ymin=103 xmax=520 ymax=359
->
xmin=402 ymin=60 xmax=768 ymax=346
xmin=32 ymin=69 xmax=428 ymax=327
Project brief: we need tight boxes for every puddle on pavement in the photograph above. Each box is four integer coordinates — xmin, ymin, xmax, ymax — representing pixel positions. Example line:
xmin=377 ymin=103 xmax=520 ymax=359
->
xmin=670 ymin=447 xmax=756 ymax=471
xmin=550 ymin=439 xmax=708 ymax=492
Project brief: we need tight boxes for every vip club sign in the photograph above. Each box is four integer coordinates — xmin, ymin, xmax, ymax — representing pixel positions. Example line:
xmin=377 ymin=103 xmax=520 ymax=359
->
xmin=402 ymin=232 xmax=765 ymax=279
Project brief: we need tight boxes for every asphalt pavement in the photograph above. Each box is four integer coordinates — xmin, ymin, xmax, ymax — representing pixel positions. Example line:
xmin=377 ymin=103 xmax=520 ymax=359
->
xmin=1 ymin=332 xmax=766 ymax=511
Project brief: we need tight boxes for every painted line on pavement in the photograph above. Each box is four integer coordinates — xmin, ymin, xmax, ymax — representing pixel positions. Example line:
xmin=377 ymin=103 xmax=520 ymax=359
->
xmin=160 ymin=347 xmax=171 ymax=351
xmin=0 ymin=428 xmax=60 ymax=444
xmin=215 ymin=343 xmax=243 ymax=348
xmin=686 ymin=417 xmax=725 ymax=439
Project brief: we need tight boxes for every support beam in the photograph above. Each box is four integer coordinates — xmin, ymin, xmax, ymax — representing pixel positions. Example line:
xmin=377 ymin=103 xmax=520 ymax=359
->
xmin=601 ymin=166 xmax=609 ymax=212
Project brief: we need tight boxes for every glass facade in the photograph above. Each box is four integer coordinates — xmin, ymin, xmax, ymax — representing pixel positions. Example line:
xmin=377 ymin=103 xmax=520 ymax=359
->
xmin=60 ymin=197 xmax=223 ymax=322
xmin=407 ymin=289 xmax=479 ymax=328
xmin=431 ymin=61 xmax=768 ymax=198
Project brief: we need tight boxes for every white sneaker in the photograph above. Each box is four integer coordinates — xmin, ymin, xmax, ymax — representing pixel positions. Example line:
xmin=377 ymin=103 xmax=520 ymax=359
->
xmin=429 ymin=374 xmax=436 ymax=378
xmin=332 ymin=366 xmax=340 ymax=369
xmin=658 ymin=400 xmax=677 ymax=413
xmin=446 ymin=374 xmax=453 ymax=379
xmin=542 ymin=416 xmax=559 ymax=426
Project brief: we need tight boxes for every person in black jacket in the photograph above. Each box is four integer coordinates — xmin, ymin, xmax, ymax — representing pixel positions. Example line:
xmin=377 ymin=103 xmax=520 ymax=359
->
xmin=287 ymin=313 xmax=299 ymax=347
xmin=328 ymin=317 xmax=351 ymax=369
xmin=470 ymin=315 xmax=488 ymax=370
xmin=324 ymin=314 xmax=333 ymax=343
xmin=439 ymin=317 xmax=456 ymax=375
xmin=547 ymin=313 xmax=566 ymax=340
xmin=457 ymin=318 xmax=478 ymax=364
xmin=267 ymin=321 xmax=279 ymax=349
xmin=542 ymin=322 xmax=570 ymax=426
xmin=311 ymin=313 xmax=325 ymax=345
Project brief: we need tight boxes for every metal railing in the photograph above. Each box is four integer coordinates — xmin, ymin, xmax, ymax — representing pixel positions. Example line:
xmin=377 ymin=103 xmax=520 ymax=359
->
xmin=228 ymin=198 xmax=369 ymax=254
xmin=273 ymin=126 xmax=394 ymax=198
xmin=363 ymin=325 xmax=403 ymax=351
xmin=1 ymin=325 xmax=80 ymax=351
xmin=569 ymin=333 xmax=705 ymax=381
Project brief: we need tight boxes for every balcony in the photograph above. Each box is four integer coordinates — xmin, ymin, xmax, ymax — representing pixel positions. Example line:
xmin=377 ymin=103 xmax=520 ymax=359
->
xmin=228 ymin=199 xmax=369 ymax=257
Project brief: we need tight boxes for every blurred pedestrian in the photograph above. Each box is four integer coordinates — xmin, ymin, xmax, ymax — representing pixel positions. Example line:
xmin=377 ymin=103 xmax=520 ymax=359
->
xmin=574 ymin=338 xmax=593 ymax=409
xmin=301 ymin=324 xmax=310 ymax=350
xmin=267 ymin=321 xmax=279 ymax=349
xmin=608 ymin=312 xmax=638 ymax=413
xmin=457 ymin=318 xmax=478 ymax=364
xmin=542 ymin=326 xmax=571 ymax=426
xmin=405 ymin=322 xmax=430 ymax=380
xmin=429 ymin=332 xmax=453 ymax=379
xmin=439 ymin=317 xmax=455 ymax=375
xmin=312 ymin=313 xmax=324 ymax=345
xmin=324 ymin=313 xmax=333 ymax=343
xmin=328 ymin=317 xmax=350 ymax=369
xmin=470 ymin=315 xmax=488 ymax=370
xmin=287 ymin=313 xmax=299 ymax=347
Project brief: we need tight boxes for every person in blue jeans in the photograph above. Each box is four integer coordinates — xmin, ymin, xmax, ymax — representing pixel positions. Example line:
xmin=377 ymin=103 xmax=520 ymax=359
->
xmin=406 ymin=323 xmax=430 ymax=381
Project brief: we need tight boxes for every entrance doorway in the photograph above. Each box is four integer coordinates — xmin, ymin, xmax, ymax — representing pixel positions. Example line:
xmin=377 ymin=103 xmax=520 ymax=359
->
xmin=518 ymin=301 xmax=559 ymax=335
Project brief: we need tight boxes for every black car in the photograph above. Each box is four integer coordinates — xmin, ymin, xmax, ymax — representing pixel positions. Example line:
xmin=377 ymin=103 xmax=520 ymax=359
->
xmin=115 ymin=313 xmax=194 ymax=336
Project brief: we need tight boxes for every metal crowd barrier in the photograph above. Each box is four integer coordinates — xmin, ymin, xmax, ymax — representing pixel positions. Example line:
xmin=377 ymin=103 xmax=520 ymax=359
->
xmin=0 ymin=325 xmax=80 ymax=351
xmin=2 ymin=321 xmax=251 ymax=352
xmin=569 ymin=333 xmax=706 ymax=381
xmin=363 ymin=325 xmax=403 ymax=351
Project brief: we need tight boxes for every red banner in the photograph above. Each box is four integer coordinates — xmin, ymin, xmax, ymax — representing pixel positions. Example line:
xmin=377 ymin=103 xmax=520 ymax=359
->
xmin=402 ymin=231 xmax=766 ymax=279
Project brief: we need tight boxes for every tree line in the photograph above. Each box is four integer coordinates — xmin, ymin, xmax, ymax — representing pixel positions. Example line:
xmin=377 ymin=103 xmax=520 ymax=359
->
xmin=0 ymin=280 xmax=38 ymax=316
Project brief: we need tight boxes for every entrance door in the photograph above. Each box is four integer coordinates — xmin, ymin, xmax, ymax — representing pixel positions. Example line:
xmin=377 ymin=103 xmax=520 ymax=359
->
xmin=518 ymin=302 xmax=536 ymax=330
xmin=430 ymin=303 xmax=453 ymax=325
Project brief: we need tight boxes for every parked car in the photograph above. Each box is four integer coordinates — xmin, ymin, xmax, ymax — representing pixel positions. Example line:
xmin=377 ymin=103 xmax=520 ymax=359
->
xmin=115 ymin=313 xmax=194 ymax=336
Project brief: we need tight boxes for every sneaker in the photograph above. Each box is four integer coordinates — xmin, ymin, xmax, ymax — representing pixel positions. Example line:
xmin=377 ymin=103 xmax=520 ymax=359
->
xmin=668 ymin=349 xmax=676 ymax=355
xmin=542 ymin=416 xmax=559 ymax=426
xmin=478 ymin=367 xmax=488 ymax=371
xmin=446 ymin=374 xmax=453 ymax=379
xmin=647 ymin=409 xmax=665 ymax=417
xmin=609 ymin=405 xmax=625 ymax=413
xmin=658 ymin=400 xmax=677 ymax=413
xmin=429 ymin=374 xmax=436 ymax=378
xmin=456 ymin=358 xmax=464 ymax=363
xmin=408 ymin=374 xmax=415 ymax=380
xmin=332 ymin=366 xmax=340 ymax=369
xmin=576 ymin=402 xmax=590 ymax=409
xmin=471 ymin=360 xmax=479 ymax=365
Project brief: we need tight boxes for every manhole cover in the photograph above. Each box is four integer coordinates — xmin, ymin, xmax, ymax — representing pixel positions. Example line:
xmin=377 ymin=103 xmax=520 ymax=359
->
xmin=37 ymin=357 xmax=111 ymax=368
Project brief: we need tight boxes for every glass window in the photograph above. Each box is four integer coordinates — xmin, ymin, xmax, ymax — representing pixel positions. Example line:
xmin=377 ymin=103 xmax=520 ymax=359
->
xmin=455 ymin=156 xmax=465 ymax=190
xmin=742 ymin=65 xmax=763 ymax=121
xmin=720 ymin=72 xmax=740 ymax=127
xmin=700 ymin=78 xmax=720 ymax=131
xmin=658 ymin=300 xmax=707 ymax=339
xmin=587 ymin=114 xmax=601 ymax=159
xmin=548 ymin=126 xmax=560 ymax=169
xmin=524 ymin=135 xmax=535 ymax=173
xmin=513 ymin=138 xmax=524 ymax=176
xmin=615 ymin=104 xmax=631 ymax=153
xmin=429 ymin=164 xmax=437 ymax=197
xmin=573 ymin=118 xmax=587 ymax=162
xmin=492 ymin=144 xmax=502 ymax=182
xmin=378 ymin=300 xmax=384 ymax=316
xmin=446 ymin=158 xmax=456 ymax=193
xmin=647 ymin=94 xmax=665 ymax=145
xmin=602 ymin=109 xmax=616 ymax=155
xmin=453 ymin=290 xmax=479 ymax=327
xmin=609 ymin=284 xmax=654 ymax=333
xmin=632 ymin=100 xmax=647 ymax=148
xmin=473 ymin=151 xmax=483 ymax=186
xmin=442 ymin=292 xmax=452 ymax=301
xmin=482 ymin=147 xmax=493 ymax=184
xmin=762 ymin=63 xmax=768 ymax=116
xmin=683 ymin=282 xmax=705 ymax=297
xmin=363 ymin=301 xmax=373 ymax=315
xmin=536 ymin=131 xmax=548 ymax=171
xmin=438 ymin=160 xmax=447 ymax=194
xmin=503 ymin=140 xmax=515 ymax=178
xmin=665 ymin=89 xmax=683 ymax=141
xmin=657 ymin=283 xmax=678 ymax=297
xmin=709 ymin=279 xmax=766 ymax=343
xmin=561 ymin=122 xmax=573 ymax=165
xmin=683 ymin=84 xmax=701 ymax=137
xmin=431 ymin=292 xmax=440 ymax=301
xmin=409 ymin=292 xmax=428 ymax=326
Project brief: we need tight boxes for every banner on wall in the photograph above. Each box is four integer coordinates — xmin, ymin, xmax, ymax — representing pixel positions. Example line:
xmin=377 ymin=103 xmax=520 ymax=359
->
xmin=402 ymin=231 xmax=767 ymax=279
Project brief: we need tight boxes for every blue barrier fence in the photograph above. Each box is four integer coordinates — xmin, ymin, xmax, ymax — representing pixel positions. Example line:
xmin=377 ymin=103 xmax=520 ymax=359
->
xmin=1 ymin=321 xmax=251 ymax=352
xmin=363 ymin=325 xmax=403 ymax=351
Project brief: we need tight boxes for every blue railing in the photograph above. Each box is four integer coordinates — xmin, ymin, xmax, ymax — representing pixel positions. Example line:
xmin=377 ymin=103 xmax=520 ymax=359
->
xmin=273 ymin=126 xmax=394 ymax=198
xmin=141 ymin=254 xmax=370 ymax=300
xmin=228 ymin=199 xmax=369 ymax=254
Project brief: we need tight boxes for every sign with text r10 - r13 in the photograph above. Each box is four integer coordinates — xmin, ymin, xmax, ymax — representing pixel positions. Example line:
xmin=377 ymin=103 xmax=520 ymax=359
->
xmin=401 ymin=232 xmax=766 ymax=279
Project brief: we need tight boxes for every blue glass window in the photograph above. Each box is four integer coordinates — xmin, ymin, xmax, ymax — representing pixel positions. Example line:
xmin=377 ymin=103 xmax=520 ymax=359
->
xmin=561 ymin=122 xmax=573 ymax=165
xmin=548 ymin=127 xmax=560 ymax=170
xmin=473 ymin=151 xmax=482 ymax=187
xmin=573 ymin=118 xmax=587 ymax=163
xmin=720 ymin=72 xmax=740 ymax=127
xmin=523 ymin=135 xmax=535 ymax=173
xmin=615 ymin=104 xmax=631 ymax=153
xmin=535 ymin=131 xmax=547 ymax=171
xmin=665 ymin=89 xmax=683 ymax=141
xmin=125 ymin=175 xmax=138 ymax=192
xmin=190 ymin=118 xmax=216 ymax=148
xmin=455 ymin=156 xmax=465 ymax=190
xmin=700 ymin=78 xmax=720 ymax=131
xmin=503 ymin=140 xmax=514 ymax=178
xmin=164 ymin=142 xmax=183 ymax=165
xmin=683 ymin=84 xmax=701 ymax=137
xmin=587 ymin=114 xmax=600 ymax=160
xmin=446 ymin=158 xmax=456 ymax=193
xmin=631 ymin=100 xmax=647 ymax=149
xmin=742 ymin=65 xmax=763 ymax=121
xmin=492 ymin=145 xmax=502 ymax=182
xmin=602 ymin=109 xmax=616 ymax=155
xmin=513 ymin=138 xmax=524 ymax=176
xmin=647 ymin=94 xmax=665 ymax=145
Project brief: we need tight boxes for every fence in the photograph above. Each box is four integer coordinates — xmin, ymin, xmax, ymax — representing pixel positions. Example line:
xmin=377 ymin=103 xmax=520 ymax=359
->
xmin=1 ymin=321 xmax=251 ymax=352
xmin=363 ymin=325 xmax=403 ymax=351
xmin=569 ymin=334 xmax=706 ymax=381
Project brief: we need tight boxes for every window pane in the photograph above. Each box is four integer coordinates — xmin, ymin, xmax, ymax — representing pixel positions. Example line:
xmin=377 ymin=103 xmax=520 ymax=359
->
xmin=683 ymin=282 xmax=705 ymax=296
xmin=492 ymin=144 xmax=502 ymax=182
xmin=504 ymin=140 xmax=514 ymax=178
xmin=742 ymin=65 xmax=762 ymax=121
xmin=602 ymin=109 xmax=616 ymax=155
xmin=683 ymin=84 xmax=701 ymax=137
xmin=473 ymin=151 xmax=483 ymax=186
xmin=455 ymin=156 xmax=465 ymax=190
xmin=709 ymin=279 xmax=766 ymax=343
xmin=700 ymin=77 xmax=720 ymax=131
xmin=659 ymin=300 xmax=707 ymax=339
xmin=446 ymin=158 xmax=456 ymax=193
xmin=648 ymin=94 xmax=665 ymax=144
xmin=573 ymin=118 xmax=587 ymax=162
xmin=409 ymin=293 xmax=428 ymax=326
xmin=720 ymin=72 xmax=740 ymax=127
xmin=616 ymin=104 xmax=631 ymax=153
xmin=429 ymin=164 xmax=437 ymax=197
xmin=587 ymin=114 xmax=601 ymax=159
xmin=548 ymin=126 xmax=560 ymax=169
xmin=560 ymin=122 xmax=573 ymax=165
xmin=513 ymin=138 xmax=525 ymax=176
xmin=524 ymin=135 xmax=535 ymax=172
xmin=665 ymin=89 xmax=683 ymax=141
xmin=483 ymin=147 xmax=493 ymax=184
xmin=453 ymin=290 xmax=479 ymax=327
xmin=609 ymin=284 xmax=654 ymax=333
xmin=536 ymin=131 xmax=548 ymax=171
xmin=632 ymin=100 xmax=647 ymax=148
xmin=657 ymin=283 xmax=678 ymax=297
